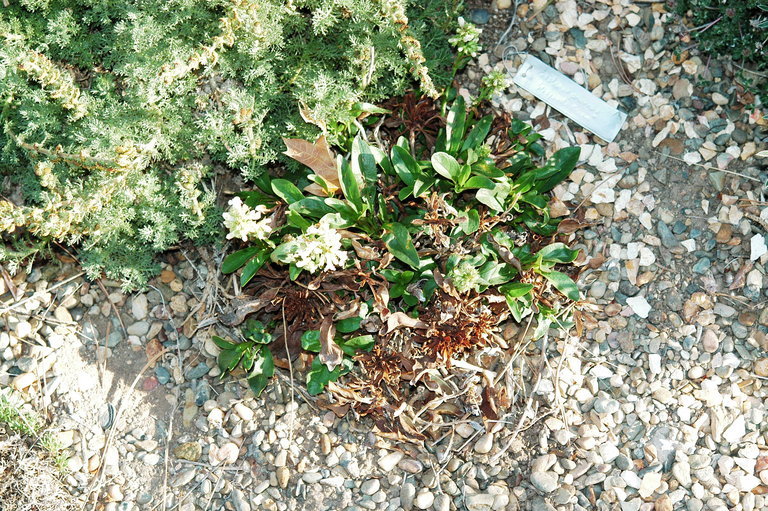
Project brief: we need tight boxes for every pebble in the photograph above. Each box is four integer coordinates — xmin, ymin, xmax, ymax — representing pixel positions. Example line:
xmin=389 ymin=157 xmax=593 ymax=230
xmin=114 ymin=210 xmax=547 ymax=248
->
xmin=378 ymin=451 xmax=403 ymax=472
xmin=400 ymin=482 xmax=416 ymax=511
xmin=414 ymin=491 xmax=434 ymax=510
xmin=530 ymin=471 xmax=558 ymax=493
xmin=702 ymin=329 xmax=719 ymax=353
xmin=474 ymin=433 xmax=494 ymax=454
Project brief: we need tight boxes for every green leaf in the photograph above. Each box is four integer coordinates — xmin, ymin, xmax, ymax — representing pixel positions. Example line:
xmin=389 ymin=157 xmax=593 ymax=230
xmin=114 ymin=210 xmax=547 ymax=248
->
xmin=458 ymin=209 xmax=480 ymax=235
xmin=461 ymin=115 xmax=493 ymax=153
xmin=477 ymin=261 xmax=517 ymax=286
xmin=537 ymin=243 xmax=580 ymax=264
xmin=521 ymin=190 xmax=548 ymax=209
xmin=391 ymin=145 xmax=419 ymax=186
xmin=338 ymin=158 xmax=363 ymax=212
xmin=336 ymin=317 xmax=362 ymax=333
xmin=413 ymin=176 xmax=436 ymax=197
xmin=217 ymin=347 xmax=243 ymax=374
xmin=541 ymin=270 xmax=580 ymax=301
xmin=351 ymin=102 xmax=391 ymax=116
xmin=382 ymin=223 xmax=420 ymax=269
xmin=431 ymin=152 xmax=461 ymax=182
xmin=499 ymin=282 xmax=533 ymax=298
xmin=352 ymin=135 xmax=378 ymax=186
xmin=463 ymin=176 xmax=496 ymax=190
xmin=289 ymin=197 xmax=336 ymax=218
xmin=301 ymin=330 xmax=321 ymax=352
xmin=306 ymin=357 xmax=343 ymax=395
xmin=534 ymin=147 xmax=581 ymax=193
xmin=339 ymin=334 xmax=375 ymax=356
xmin=222 ymin=246 xmax=260 ymax=274
xmin=475 ymin=181 xmax=511 ymax=212
xmin=271 ymin=179 xmax=304 ymax=204
xmin=289 ymin=264 xmax=302 ymax=281
xmin=211 ymin=335 xmax=235 ymax=350
xmin=247 ymin=374 xmax=270 ymax=397
xmin=240 ymin=251 xmax=269 ymax=286
xmin=445 ymin=95 xmax=467 ymax=153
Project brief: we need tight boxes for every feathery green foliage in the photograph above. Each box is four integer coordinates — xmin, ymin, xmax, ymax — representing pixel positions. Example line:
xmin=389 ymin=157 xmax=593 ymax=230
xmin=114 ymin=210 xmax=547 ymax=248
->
xmin=0 ymin=0 xmax=459 ymax=289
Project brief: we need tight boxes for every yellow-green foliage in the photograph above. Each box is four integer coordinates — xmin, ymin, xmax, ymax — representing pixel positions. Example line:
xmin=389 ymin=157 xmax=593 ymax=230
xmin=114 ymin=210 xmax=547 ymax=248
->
xmin=0 ymin=0 xmax=458 ymax=288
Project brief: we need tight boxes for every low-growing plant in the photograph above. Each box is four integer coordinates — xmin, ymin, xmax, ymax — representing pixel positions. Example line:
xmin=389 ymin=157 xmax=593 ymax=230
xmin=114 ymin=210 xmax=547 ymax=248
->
xmin=216 ymin=92 xmax=583 ymax=412
xmin=674 ymin=0 xmax=767 ymax=96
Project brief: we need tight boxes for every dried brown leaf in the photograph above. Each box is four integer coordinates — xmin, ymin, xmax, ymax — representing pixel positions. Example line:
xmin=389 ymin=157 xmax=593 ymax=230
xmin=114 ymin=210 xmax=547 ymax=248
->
xmin=548 ymin=196 xmax=570 ymax=218
xmin=557 ymin=218 xmax=590 ymax=234
xmin=319 ymin=317 xmax=343 ymax=371
xmin=385 ymin=312 xmax=428 ymax=334
xmin=282 ymin=136 xmax=339 ymax=196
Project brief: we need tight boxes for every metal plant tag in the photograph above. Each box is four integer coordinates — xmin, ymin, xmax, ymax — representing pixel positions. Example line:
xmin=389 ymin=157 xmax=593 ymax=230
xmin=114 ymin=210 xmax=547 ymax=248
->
xmin=513 ymin=55 xmax=627 ymax=142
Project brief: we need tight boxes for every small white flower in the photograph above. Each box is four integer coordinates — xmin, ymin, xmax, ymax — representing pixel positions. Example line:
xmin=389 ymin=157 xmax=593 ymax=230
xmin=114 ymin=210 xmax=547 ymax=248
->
xmin=223 ymin=197 xmax=272 ymax=242
xmin=276 ymin=216 xmax=349 ymax=274
xmin=449 ymin=260 xmax=481 ymax=293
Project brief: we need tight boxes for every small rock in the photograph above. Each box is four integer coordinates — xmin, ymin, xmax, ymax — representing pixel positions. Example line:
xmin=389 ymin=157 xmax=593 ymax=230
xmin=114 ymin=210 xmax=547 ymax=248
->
xmin=712 ymin=92 xmax=728 ymax=105
xmin=626 ymin=296 xmax=651 ymax=318
xmin=702 ymin=329 xmax=719 ymax=353
xmin=361 ymin=479 xmax=380 ymax=496
xmin=171 ymin=469 xmax=196 ymax=487
xmin=639 ymin=471 xmax=662 ymax=498
xmin=474 ymin=433 xmax=494 ymax=454
xmin=723 ymin=416 xmax=746 ymax=444
xmin=414 ymin=491 xmax=434 ymax=510
xmin=131 ymin=294 xmax=148 ymax=320
xmin=401 ymin=482 xmax=416 ymax=511
xmin=378 ymin=451 xmax=403 ymax=472
xmin=173 ymin=442 xmax=201 ymax=462
xmin=530 ymin=472 xmax=558 ymax=493
xmin=755 ymin=359 xmax=768 ymax=377
xmin=469 ymin=8 xmax=490 ymax=25
xmin=276 ymin=466 xmax=290 ymax=488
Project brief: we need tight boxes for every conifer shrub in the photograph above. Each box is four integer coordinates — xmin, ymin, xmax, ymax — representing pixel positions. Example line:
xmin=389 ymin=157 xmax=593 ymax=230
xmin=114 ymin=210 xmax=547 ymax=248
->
xmin=0 ymin=0 xmax=458 ymax=288
xmin=673 ymin=0 xmax=767 ymax=95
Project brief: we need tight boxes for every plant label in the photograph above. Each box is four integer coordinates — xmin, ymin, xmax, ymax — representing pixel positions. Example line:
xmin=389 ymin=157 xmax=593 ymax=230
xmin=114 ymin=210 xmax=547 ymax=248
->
xmin=512 ymin=55 xmax=627 ymax=142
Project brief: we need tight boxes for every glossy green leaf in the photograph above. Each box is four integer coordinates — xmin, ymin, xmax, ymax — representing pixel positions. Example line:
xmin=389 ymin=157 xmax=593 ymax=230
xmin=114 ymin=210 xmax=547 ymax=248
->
xmin=306 ymin=357 xmax=343 ymax=395
xmin=537 ymin=243 xmax=580 ymax=264
xmin=382 ymin=223 xmax=420 ymax=269
xmin=339 ymin=334 xmax=374 ymax=356
xmin=431 ymin=152 xmax=461 ymax=182
xmin=222 ymin=246 xmax=260 ymax=274
xmin=217 ymin=347 xmax=243 ymax=374
xmin=271 ymin=179 xmax=304 ymax=204
xmin=339 ymin=158 xmax=363 ymax=212
xmin=458 ymin=209 xmax=480 ymax=235
xmin=477 ymin=261 xmax=517 ymax=286
xmin=336 ymin=317 xmax=362 ymax=333
xmin=534 ymin=147 xmax=581 ymax=193
xmin=301 ymin=330 xmax=321 ymax=352
xmin=542 ymin=270 xmax=580 ymax=301
xmin=461 ymin=115 xmax=493 ymax=153
xmin=499 ymin=282 xmax=534 ymax=298
xmin=475 ymin=181 xmax=511 ymax=212
xmin=240 ymin=251 xmax=269 ymax=286
xmin=211 ymin=335 xmax=235 ymax=349
xmin=463 ymin=176 xmax=496 ymax=190
xmin=289 ymin=197 xmax=336 ymax=218
xmin=352 ymin=135 xmax=378 ymax=186
xmin=391 ymin=145 xmax=418 ymax=186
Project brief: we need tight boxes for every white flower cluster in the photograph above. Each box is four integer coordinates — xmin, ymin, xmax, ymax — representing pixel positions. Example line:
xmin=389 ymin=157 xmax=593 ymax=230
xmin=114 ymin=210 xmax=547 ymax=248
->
xmin=449 ymin=17 xmax=482 ymax=58
xmin=450 ymin=260 xmax=481 ymax=293
xmin=278 ymin=216 xmax=349 ymax=274
xmin=223 ymin=197 xmax=272 ymax=242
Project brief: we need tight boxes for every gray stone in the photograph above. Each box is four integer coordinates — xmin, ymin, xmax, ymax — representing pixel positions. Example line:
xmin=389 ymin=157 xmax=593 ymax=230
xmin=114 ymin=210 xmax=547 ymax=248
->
xmin=530 ymin=471 xmax=558 ymax=493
